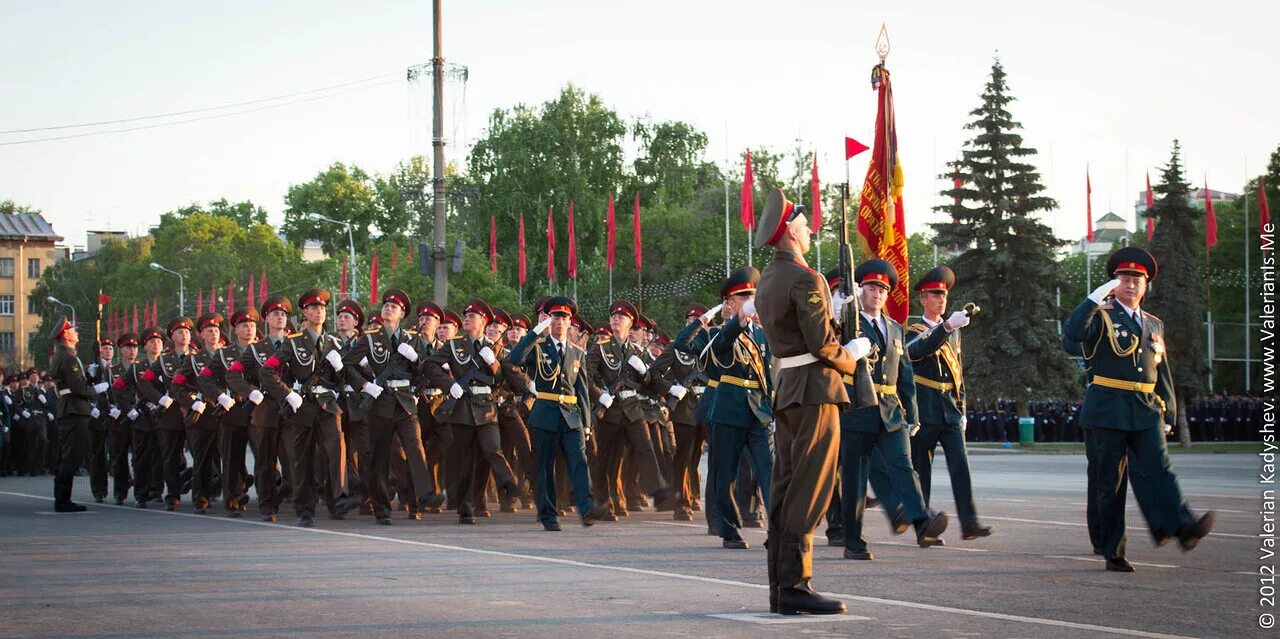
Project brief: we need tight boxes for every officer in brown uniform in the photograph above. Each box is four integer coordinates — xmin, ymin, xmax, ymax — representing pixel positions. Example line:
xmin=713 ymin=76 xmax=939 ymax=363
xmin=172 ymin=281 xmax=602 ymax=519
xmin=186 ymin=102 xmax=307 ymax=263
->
xmin=203 ymin=308 xmax=258 ymax=516
xmin=754 ymin=188 xmax=861 ymax=615
xmin=48 ymin=316 xmax=106 ymax=512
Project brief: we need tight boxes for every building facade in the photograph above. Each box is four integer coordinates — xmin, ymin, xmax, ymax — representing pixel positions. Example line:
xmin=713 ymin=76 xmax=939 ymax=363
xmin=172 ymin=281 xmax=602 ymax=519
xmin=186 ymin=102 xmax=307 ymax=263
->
xmin=0 ymin=215 xmax=63 ymax=369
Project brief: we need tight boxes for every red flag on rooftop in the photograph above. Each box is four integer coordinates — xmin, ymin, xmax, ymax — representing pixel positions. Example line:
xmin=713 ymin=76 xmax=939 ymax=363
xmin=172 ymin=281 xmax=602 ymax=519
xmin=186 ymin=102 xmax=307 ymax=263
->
xmin=856 ymin=63 xmax=910 ymax=324
xmin=740 ymin=151 xmax=755 ymax=231
xmin=845 ymin=137 xmax=869 ymax=160
xmin=1145 ymin=172 xmax=1156 ymax=241
xmin=606 ymin=193 xmax=617 ymax=270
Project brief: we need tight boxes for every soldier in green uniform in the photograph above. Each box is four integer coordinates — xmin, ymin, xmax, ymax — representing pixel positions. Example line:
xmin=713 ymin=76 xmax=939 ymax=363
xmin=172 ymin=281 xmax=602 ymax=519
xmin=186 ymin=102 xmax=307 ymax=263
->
xmin=334 ymin=300 xmax=373 ymax=514
xmin=1063 ymin=247 xmax=1215 ymax=572
xmin=652 ymin=304 xmax=709 ymax=522
xmin=506 ymin=296 xmax=608 ymax=530
xmin=135 ymin=317 xmax=199 ymax=511
xmin=106 ymin=333 xmax=140 ymax=505
xmin=182 ymin=312 xmax=227 ymax=514
xmin=753 ymin=188 xmax=859 ymax=615
xmin=86 ymin=338 xmax=115 ymax=502
xmin=48 ymin=316 xmax=107 ymax=512
xmin=206 ymin=308 xmax=259 ymax=517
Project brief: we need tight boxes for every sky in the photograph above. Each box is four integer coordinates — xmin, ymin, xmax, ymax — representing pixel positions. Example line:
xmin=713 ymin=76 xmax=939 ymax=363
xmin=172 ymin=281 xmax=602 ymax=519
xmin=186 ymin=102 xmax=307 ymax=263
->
xmin=1 ymin=0 xmax=1276 ymax=254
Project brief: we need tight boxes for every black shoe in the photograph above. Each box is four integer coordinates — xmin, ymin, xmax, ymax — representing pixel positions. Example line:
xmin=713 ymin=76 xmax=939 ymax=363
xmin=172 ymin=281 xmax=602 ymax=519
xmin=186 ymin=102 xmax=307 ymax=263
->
xmin=777 ymin=581 xmax=847 ymax=615
xmin=866 ymin=495 xmax=881 ymax=509
xmin=407 ymin=511 xmax=422 ymax=521
xmin=826 ymin=536 xmax=845 ymax=547
xmin=743 ymin=518 xmax=764 ymax=529
xmin=376 ymin=515 xmax=392 ymax=525
xmin=1177 ymin=512 xmax=1215 ymax=551
xmin=674 ymin=510 xmax=694 ymax=521
xmin=135 ymin=500 xmax=147 ymax=509
xmin=54 ymin=501 xmax=87 ymax=513
xmin=651 ymin=488 xmax=677 ymax=510
xmin=961 ymin=524 xmax=993 ymax=540
xmin=582 ymin=503 xmax=609 ymax=527
xmin=261 ymin=513 xmax=278 ymax=523
xmin=165 ymin=503 xmax=178 ymax=512
xmin=114 ymin=498 xmax=125 ymax=506
xmin=1105 ymin=556 xmax=1135 ymax=572
xmin=707 ymin=526 xmax=719 ymax=536
xmin=459 ymin=515 xmax=476 ymax=525
xmin=915 ymin=511 xmax=949 ymax=540
xmin=237 ymin=493 xmax=250 ymax=508
xmin=723 ymin=538 xmax=750 ymax=550
xmin=890 ymin=510 xmax=910 ymax=535
xmin=297 ymin=515 xmax=314 ymax=528
xmin=543 ymin=521 xmax=562 ymax=532
xmin=331 ymin=496 xmax=354 ymax=520
xmin=918 ymin=536 xmax=946 ymax=548
xmin=417 ymin=492 xmax=446 ymax=510
xmin=843 ymin=548 xmax=874 ymax=560
xmin=94 ymin=496 xmax=105 ymax=504
xmin=1092 ymin=546 xmax=1103 ymax=556
xmin=474 ymin=509 xmax=491 ymax=518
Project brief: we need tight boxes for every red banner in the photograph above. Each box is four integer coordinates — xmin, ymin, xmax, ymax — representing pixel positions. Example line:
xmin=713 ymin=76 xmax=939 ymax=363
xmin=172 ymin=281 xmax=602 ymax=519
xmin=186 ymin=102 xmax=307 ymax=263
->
xmin=567 ymin=200 xmax=578 ymax=280
xmin=132 ymin=304 xmax=138 ymax=334
xmin=546 ymin=205 xmax=556 ymax=282
xmin=740 ymin=151 xmax=755 ymax=231
xmin=606 ymin=193 xmax=617 ymax=270
xmin=518 ymin=212 xmax=527 ymax=286
xmin=369 ymin=250 xmax=380 ymax=306
xmin=259 ymin=271 xmax=267 ymax=308
xmin=633 ymin=191 xmax=643 ymax=273
xmin=1146 ymin=172 xmax=1156 ymax=241
xmin=856 ymin=64 xmax=910 ymax=324
xmin=1086 ymin=169 xmax=1094 ymax=242
xmin=1261 ymin=177 xmax=1271 ymax=230
xmin=196 ymin=289 xmax=203 ymax=316
xmin=845 ymin=136 xmax=869 ymax=160
xmin=490 ymin=216 xmax=498 ymax=273
xmin=226 ymin=281 xmax=234 ymax=317
xmin=339 ymin=258 xmax=347 ymax=299
xmin=1205 ymin=181 xmax=1218 ymax=250
xmin=810 ymin=154 xmax=822 ymax=234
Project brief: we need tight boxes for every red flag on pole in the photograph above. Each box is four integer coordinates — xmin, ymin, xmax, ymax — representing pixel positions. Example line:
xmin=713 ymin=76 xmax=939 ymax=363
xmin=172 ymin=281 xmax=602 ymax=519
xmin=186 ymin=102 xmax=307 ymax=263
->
xmin=546 ymin=205 xmax=556 ymax=282
xmin=208 ymin=283 xmax=216 ymax=314
xmin=408 ymin=243 xmax=415 ymax=265
xmin=490 ymin=216 xmax=498 ymax=273
xmin=1261 ymin=177 xmax=1271 ymax=230
xmin=247 ymin=276 xmax=255 ymax=313
xmin=1145 ymin=172 xmax=1156 ymax=241
xmin=132 ymin=304 xmax=138 ymax=334
xmin=845 ymin=137 xmax=870 ymax=160
xmin=855 ymin=64 xmax=910 ymax=324
xmin=1204 ymin=180 xmax=1218 ymax=250
xmin=226 ymin=281 xmax=234 ymax=317
xmin=391 ymin=244 xmax=398 ymax=270
xmin=518 ymin=212 xmax=527 ymax=286
xmin=1086 ymin=168 xmax=1094 ymax=243
xmin=151 ymin=299 xmax=158 ymax=326
xmin=740 ymin=151 xmax=755 ymax=231
xmin=810 ymin=154 xmax=822 ymax=234
xmin=567 ymin=200 xmax=578 ymax=280
xmin=196 ymin=288 xmax=203 ymax=316
xmin=369 ymin=250 xmax=380 ymax=306
xmin=259 ymin=271 xmax=267 ymax=307
xmin=633 ymin=191 xmax=643 ymax=273
xmin=340 ymin=258 xmax=348 ymax=299
xmin=606 ymin=193 xmax=617 ymax=271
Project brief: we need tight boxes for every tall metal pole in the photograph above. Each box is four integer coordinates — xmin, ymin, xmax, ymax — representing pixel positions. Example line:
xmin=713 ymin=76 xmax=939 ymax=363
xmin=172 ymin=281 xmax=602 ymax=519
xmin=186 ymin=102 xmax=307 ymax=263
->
xmin=724 ymin=177 xmax=731 ymax=276
xmin=1244 ymin=158 xmax=1251 ymax=391
xmin=430 ymin=0 xmax=449 ymax=305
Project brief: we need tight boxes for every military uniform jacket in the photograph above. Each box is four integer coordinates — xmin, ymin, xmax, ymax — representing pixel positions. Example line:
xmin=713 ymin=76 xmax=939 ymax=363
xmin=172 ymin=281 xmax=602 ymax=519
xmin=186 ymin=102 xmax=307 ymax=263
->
xmin=259 ymin=328 xmax=344 ymax=417
xmin=50 ymin=345 xmax=95 ymax=419
xmin=342 ymin=326 xmax=420 ymax=419
xmin=138 ymin=350 xmax=197 ymax=431
xmin=228 ymin=338 xmax=287 ymax=429
xmin=755 ymin=248 xmax=860 ymax=409
xmin=638 ymin=349 xmax=671 ymax=423
xmin=423 ymin=334 xmax=505 ymax=426
xmin=905 ymin=318 xmax=964 ymax=427
xmin=673 ymin=321 xmax=720 ymax=424
xmin=15 ymin=385 xmax=47 ymax=426
xmin=178 ymin=349 xmax=223 ymax=431
xmin=842 ymin=313 xmax=918 ymax=434
xmin=412 ymin=334 xmax=446 ymax=419
xmin=108 ymin=361 xmax=143 ymax=428
xmin=1063 ymin=298 xmax=1175 ymax=431
xmin=507 ymin=331 xmax=592 ymax=433
xmin=651 ymin=339 xmax=707 ymax=427
xmin=199 ymin=343 xmax=252 ymax=427
xmin=586 ymin=332 xmax=663 ymax=424
xmin=706 ymin=315 xmax=773 ymax=428
xmin=86 ymin=359 xmax=117 ymax=428
xmin=495 ymin=345 xmax=534 ymax=417
xmin=334 ymin=332 xmax=370 ymax=423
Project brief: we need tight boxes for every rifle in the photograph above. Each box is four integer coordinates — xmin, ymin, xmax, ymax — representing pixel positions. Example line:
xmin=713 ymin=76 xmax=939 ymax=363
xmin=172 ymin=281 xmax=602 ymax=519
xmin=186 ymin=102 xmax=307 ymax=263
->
xmin=281 ymin=334 xmax=341 ymax=417
xmin=837 ymin=182 xmax=879 ymax=408
xmin=357 ymin=330 xmax=411 ymax=414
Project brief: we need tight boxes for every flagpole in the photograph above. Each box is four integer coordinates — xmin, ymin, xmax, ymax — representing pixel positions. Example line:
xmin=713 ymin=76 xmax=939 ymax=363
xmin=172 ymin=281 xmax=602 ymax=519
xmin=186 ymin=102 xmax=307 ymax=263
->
xmin=724 ymin=122 xmax=731 ymax=277
xmin=1244 ymin=156 xmax=1251 ymax=392
xmin=815 ymin=150 xmax=822 ymax=272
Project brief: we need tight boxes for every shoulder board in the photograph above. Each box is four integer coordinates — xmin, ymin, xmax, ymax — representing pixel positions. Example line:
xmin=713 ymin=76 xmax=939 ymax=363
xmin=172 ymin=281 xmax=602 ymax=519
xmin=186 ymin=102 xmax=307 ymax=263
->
xmin=1143 ymin=311 xmax=1161 ymax=323
xmin=364 ymin=327 xmax=381 ymax=334
xmin=406 ymin=329 xmax=417 ymax=336
xmin=288 ymin=332 xmax=303 ymax=339
xmin=907 ymin=323 xmax=929 ymax=334
xmin=596 ymin=336 xmax=611 ymax=344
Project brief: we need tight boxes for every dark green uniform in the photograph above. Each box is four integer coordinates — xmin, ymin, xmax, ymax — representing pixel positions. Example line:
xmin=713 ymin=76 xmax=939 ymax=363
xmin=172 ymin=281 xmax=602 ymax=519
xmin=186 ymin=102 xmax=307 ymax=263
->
xmin=49 ymin=339 xmax=97 ymax=509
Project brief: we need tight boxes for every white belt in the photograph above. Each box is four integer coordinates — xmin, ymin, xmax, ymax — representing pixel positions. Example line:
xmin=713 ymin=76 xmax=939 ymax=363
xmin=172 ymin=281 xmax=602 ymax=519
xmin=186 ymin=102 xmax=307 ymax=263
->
xmin=777 ymin=353 xmax=819 ymax=369
xmin=292 ymin=381 xmax=332 ymax=395
xmin=58 ymin=389 xmax=71 ymax=396
xmin=469 ymin=386 xmax=492 ymax=396
xmin=617 ymin=390 xmax=637 ymax=399
xmin=422 ymin=388 xmax=442 ymax=397
xmin=692 ymin=386 xmax=707 ymax=395
xmin=385 ymin=380 xmax=411 ymax=388
xmin=638 ymin=394 xmax=651 ymax=401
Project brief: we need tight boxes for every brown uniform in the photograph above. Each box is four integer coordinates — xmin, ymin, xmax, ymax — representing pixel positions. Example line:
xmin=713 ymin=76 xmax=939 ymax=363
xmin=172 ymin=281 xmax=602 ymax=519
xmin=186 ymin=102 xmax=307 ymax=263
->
xmin=755 ymin=248 xmax=860 ymax=596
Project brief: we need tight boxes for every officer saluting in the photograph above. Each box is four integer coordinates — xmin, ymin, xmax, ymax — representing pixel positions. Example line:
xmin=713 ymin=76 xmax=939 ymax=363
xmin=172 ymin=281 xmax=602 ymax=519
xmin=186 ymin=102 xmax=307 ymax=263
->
xmin=1063 ymin=247 xmax=1214 ymax=572
xmin=48 ymin=316 xmax=109 ymax=512
xmin=754 ymin=188 xmax=863 ymax=615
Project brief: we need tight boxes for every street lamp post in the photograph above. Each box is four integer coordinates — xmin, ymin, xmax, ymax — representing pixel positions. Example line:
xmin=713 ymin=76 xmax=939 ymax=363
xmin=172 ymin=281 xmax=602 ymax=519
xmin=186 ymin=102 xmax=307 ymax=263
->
xmin=149 ymin=262 xmax=185 ymax=317
xmin=46 ymin=296 xmax=76 ymax=327
xmin=309 ymin=213 xmax=358 ymax=301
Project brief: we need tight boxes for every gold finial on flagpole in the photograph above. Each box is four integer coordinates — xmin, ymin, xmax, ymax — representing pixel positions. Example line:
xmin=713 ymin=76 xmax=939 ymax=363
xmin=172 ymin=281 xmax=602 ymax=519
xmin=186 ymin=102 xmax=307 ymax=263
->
xmin=875 ymin=23 xmax=891 ymax=62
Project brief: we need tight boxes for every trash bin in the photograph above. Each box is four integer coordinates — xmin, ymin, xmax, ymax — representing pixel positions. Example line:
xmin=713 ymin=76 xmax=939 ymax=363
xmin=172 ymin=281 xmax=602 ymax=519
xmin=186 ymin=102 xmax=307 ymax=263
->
xmin=1018 ymin=417 xmax=1035 ymax=446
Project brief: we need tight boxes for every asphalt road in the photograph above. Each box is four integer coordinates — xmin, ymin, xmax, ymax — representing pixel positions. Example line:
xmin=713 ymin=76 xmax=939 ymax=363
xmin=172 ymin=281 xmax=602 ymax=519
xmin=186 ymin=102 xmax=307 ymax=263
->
xmin=0 ymin=451 xmax=1267 ymax=639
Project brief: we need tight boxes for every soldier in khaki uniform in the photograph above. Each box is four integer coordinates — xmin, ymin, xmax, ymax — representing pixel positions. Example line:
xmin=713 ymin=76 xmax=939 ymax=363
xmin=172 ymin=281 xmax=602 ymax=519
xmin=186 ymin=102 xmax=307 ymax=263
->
xmin=754 ymin=188 xmax=862 ymax=615
xmin=205 ymin=308 xmax=259 ymax=517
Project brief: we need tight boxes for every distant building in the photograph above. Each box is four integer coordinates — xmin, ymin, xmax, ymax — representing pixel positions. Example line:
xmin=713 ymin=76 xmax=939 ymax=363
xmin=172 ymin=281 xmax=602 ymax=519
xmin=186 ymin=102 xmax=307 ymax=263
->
xmin=301 ymin=240 xmax=327 ymax=263
xmin=0 ymin=214 xmax=64 ymax=369
xmin=1076 ymin=211 xmax=1133 ymax=256
xmin=1133 ymin=188 xmax=1238 ymax=232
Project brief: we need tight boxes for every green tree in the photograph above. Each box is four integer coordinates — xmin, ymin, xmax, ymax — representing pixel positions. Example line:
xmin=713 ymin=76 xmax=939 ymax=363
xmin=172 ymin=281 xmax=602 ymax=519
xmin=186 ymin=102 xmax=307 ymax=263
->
xmin=0 ymin=199 xmax=40 ymax=215
xmin=931 ymin=58 xmax=1076 ymax=402
xmin=280 ymin=162 xmax=380 ymax=257
xmin=158 ymin=198 xmax=268 ymax=229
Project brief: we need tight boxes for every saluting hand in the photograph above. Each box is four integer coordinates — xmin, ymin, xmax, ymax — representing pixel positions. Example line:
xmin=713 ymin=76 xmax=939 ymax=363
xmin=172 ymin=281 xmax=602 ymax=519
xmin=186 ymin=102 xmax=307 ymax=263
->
xmin=1088 ymin=279 xmax=1122 ymax=305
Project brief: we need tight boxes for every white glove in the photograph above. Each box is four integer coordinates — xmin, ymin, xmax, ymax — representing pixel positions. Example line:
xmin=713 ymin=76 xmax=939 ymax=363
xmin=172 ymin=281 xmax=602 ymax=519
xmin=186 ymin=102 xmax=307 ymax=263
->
xmin=2 ymin=395 xmax=9 ymax=405
xmin=90 ymin=407 xmax=100 ymax=419
xmin=37 ymin=394 xmax=46 ymax=404
xmin=284 ymin=392 xmax=303 ymax=411
xmin=46 ymin=412 xmax=54 ymax=421
xmin=93 ymin=382 xmax=110 ymax=394
xmin=216 ymin=393 xmax=235 ymax=411
xmin=248 ymin=389 xmax=264 ymax=405
xmin=396 ymin=342 xmax=419 ymax=362
xmin=362 ymin=382 xmax=383 ymax=399
xmin=190 ymin=400 xmax=206 ymax=414
xmin=359 ymin=357 xmax=369 ymax=368
xmin=598 ymin=391 xmax=614 ymax=408
xmin=960 ymin=416 xmax=967 ymax=432
xmin=844 ymin=337 xmax=873 ymax=361
xmin=945 ymin=310 xmax=971 ymax=330
xmin=740 ymin=299 xmax=757 ymax=318
xmin=699 ymin=304 xmax=724 ymax=325
xmin=21 ymin=409 xmax=31 ymax=418
xmin=669 ymin=384 xmax=688 ymax=400
xmin=479 ymin=346 xmax=497 ymax=365
xmin=1162 ymin=423 xmax=1173 ymax=436
xmin=158 ymin=394 xmax=174 ymax=409
xmin=831 ymin=292 xmax=846 ymax=321
xmin=442 ymin=363 xmax=450 ymax=372
xmin=909 ymin=424 xmax=921 ymax=437
xmin=449 ymin=383 xmax=464 ymax=399
xmin=88 ymin=364 xmax=99 ymax=377
xmin=526 ymin=379 xmax=538 ymax=394
xmin=627 ymin=355 xmax=648 ymax=375
xmin=109 ymin=406 xmax=121 ymax=420
xmin=1088 ymin=278 xmax=1122 ymax=305
xmin=12 ymin=411 xmax=19 ymax=421
xmin=325 ymin=350 xmax=344 ymax=371
xmin=127 ymin=408 xmax=139 ymax=421
xmin=533 ymin=318 xmax=552 ymax=334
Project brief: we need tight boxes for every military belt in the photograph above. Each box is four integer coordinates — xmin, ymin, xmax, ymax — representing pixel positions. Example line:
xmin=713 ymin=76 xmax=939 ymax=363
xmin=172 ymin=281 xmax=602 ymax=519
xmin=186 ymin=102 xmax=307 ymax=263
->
xmin=692 ymin=385 xmax=707 ymax=395
xmin=535 ymin=392 xmax=577 ymax=405
xmin=841 ymin=375 xmax=897 ymax=396
xmin=385 ymin=379 xmax=411 ymax=388
xmin=707 ymin=380 xmax=720 ymax=388
xmin=718 ymin=375 xmax=761 ymax=389
xmin=58 ymin=388 xmax=71 ymax=396
xmin=617 ymin=390 xmax=638 ymax=399
xmin=777 ymin=353 xmax=818 ymax=369
xmin=913 ymin=376 xmax=956 ymax=393
xmin=1091 ymin=376 xmax=1155 ymax=394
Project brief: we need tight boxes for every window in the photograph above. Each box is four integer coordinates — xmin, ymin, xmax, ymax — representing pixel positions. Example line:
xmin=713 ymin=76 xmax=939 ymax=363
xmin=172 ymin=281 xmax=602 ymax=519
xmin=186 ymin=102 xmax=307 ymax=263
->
xmin=0 ymin=258 xmax=12 ymax=278
xmin=27 ymin=297 xmax=36 ymax=315
xmin=0 ymin=296 xmax=12 ymax=316
xmin=28 ymin=258 xmax=40 ymax=278
xmin=0 ymin=332 xmax=13 ymax=353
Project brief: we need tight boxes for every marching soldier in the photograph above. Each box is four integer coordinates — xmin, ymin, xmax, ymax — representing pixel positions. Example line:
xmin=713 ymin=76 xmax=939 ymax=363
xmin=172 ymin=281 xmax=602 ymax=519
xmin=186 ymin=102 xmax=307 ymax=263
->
xmin=18 ymin=369 xmax=49 ymax=476
xmin=258 ymin=289 xmax=353 ymax=526
xmin=903 ymin=265 xmax=993 ymax=542
xmin=205 ymin=308 xmax=258 ymax=517
xmin=86 ymin=339 xmax=115 ymax=502
xmin=127 ymin=326 xmax=167 ymax=505
xmin=652 ymin=304 xmax=708 ymax=522
xmin=342 ymin=288 xmax=445 ymax=526
xmin=48 ymin=316 xmax=109 ymax=511
xmin=506 ymin=296 xmax=608 ymax=530
xmin=136 ymin=316 xmax=199 ymax=512
xmin=412 ymin=300 xmax=448 ymax=512
xmin=227 ymin=297 xmax=294 ymax=522
xmin=106 ymin=333 xmax=140 ymax=505
xmin=334 ymin=300 xmax=373 ymax=514
xmin=753 ymin=188 xmax=857 ymax=614
xmin=1063 ymin=247 xmax=1215 ymax=572
xmin=488 ymin=307 xmax=536 ymax=513
xmin=182 ymin=312 xmax=227 ymax=514
xmin=423 ymin=297 xmax=521 ymax=524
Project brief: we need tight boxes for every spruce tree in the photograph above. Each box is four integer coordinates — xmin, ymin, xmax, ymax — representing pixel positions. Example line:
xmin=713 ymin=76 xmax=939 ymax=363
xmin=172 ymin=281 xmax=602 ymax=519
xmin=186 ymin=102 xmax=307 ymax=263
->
xmin=932 ymin=58 xmax=1077 ymax=403
xmin=1144 ymin=140 xmax=1208 ymax=445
